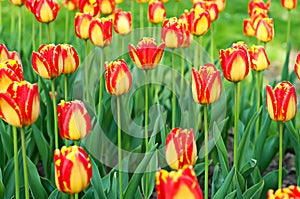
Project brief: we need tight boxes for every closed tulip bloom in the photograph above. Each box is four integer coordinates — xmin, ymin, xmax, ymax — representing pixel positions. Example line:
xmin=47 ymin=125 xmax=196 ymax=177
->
xmin=0 ymin=81 xmax=40 ymax=127
xmin=79 ymin=0 xmax=99 ymax=16
xmin=156 ymin=165 xmax=203 ymax=199
xmin=128 ymin=37 xmax=165 ymax=70
xmin=266 ymin=81 xmax=296 ymax=122
xmin=256 ymin=18 xmax=274 ymax=43
xmin=74 ymin=12 xmax=93 ymax=40
xmin=192 ymin=64 xmax=222 ymax=105
xmin=105 ymin=59 xmax=132 ymax=96
xmin=161 ymin=17 xmax=185 ymax=49
xmin=248 ymin=45 xmax=270 ymax=71
xmin=188 ymin=7 xmax=211 ymax=36
xmin=267 ymin=186 xmax=300 ymax=199
xmin=248 ymin=0 xmax=270 ymax=17
xmin=64 ymin=0 xmax=79 ymax=11
xmin=281 ymin=0 xmax=297 ymax=9
xmin=9 ymin=0 xmax=24 ymax=6
xmin=0 ymin=60 xmax=24 ymax=92
xmin=55 ymin=44 xmax=80 ymax=75
xmin=32 ymin=0 xmax=59 ymax=23
xmin=215 ymin=0 xmax=226 ymax=12
xmin=58 ymin=100 xmax=92 ymax=140
xmin=219 ymin=42 xmax=250 ymax=82
xmin=194 ymin=1 xmax=219 ymax=21
xmin=99 ymin=0 xmax=116 ymax=15
xmin=148 ymin=0 xmax=166 ymax=24
xmin=54 ymin=146 xmax=92 ymax=194
xmin=294 ymin=53 xmax=300 ymax=79
xmin=165 ymin=128 xmax=197 ymax=170
xmin=181 ymin=21 xmax=192 ymax=48
xmin=89 ymin=17 xmax=113 ymax=48
xmin=0 ymin=44 xmax=22 ymax=65
xmin=113 ymin=9 xmax=132 ymax=35
xmin=32 ymin=44 xmax=63 ymax=79
xmin=243 ymin=19 xmax=256 ymax=37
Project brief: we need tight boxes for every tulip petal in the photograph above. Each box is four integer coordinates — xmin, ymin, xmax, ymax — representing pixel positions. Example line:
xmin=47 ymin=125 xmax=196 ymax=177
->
xmin=0 ymin=93 xmax=22 ymax=127
xmin=32 ymin=52 xmax=52 ymax=79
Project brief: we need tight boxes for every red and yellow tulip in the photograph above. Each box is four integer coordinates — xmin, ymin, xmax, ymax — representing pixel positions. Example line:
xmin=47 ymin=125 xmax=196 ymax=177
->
xmin=156 ymin=165 xmax=203 ymax=199
xmin=187 ymin=7 xmax=211 ymax=36
xmin=99 ymin=0 xmax=116 ymax=15
xmin=31 ymin=0 xmax=59 ymax=23
xmin=281 ymin=0 xmax=297 ymax=10
xmin=113 ymin=9 xmax=132 ymax=35
xmin=0 ymin=81 xmax=40 ymax=127
xmin=248 ymin=45 xmax=270 ymax=71
xmin=243 ymin=19 xmax=256 ymax=37
xmin=194 ymin=1 xmax=219 ymax=21
xmin=148 ymin=0 xmax=166 ymax=24
xmin=79 ymin=0 xmax=99 ymax=17
xmin=105 ymin=59 xmax=132 ymax=96
xmin=219 ymin=42 xmax=250 ymax=82
xmin=9 ymin=0 xmax=24 ymax=6
xmin=136 ymin=0 xmax=149 ymax=3
xmin=248 ymin=0 xmax=270 ymax=17
xmin=0 ymin=60 xmax=24 ymax=92
xmin=192 ymin=64 xmax=222 ymax=105
xmin=255 ymin=17 xmax=274 ymax=43
xmin=215 ymin=0 xmax=226 ymax=12
xmin=268 ymin=185 xmax=300 ymax=199
xmin=64 ymin=0 xmax=79 ymax=11
xmin=0 ymin=44 xmax=22 ymax=65
xmin=294 ymin=53 xmax=300 ymax=79
xmin=89 ymin=17 xmax=113 ymax=48
xmin=74 ymin=12 xmax=93 ymax=40
xmin=128 ymin=37 xmax=165 ymax=70
xmin=54 ymin=146 xmax=92 ymax=194
xmin=56 ymin=44 xmax=80 ymax=75
xmin=161 ymin=17 xmax=185 ymax=49
xmin=266 ymin=81 xmax=297 ymax=122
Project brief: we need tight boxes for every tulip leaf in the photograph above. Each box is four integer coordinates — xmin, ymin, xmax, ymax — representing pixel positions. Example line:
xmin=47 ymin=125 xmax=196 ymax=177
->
xmin=235 ymin=170 xmax=245 ymax=198
xmin=254 ymin=114 xmax=271 ymax=162
xmin=0 ymin=169 xmax=5 ymax=199
xmin=0 ymin=121 xmax=13 ymax=158
xmin=107 ymin=170 xmax=117 ymax=199
xmin=261 ymin=170 xmax=287 ymax=198
xmin=90 ymin=157 xmax=107 ymax=199
xmin=213 ymin=167 xmax=235 ymax=199
xmin=243 ymin=180 xmax=264 ymax=199
xmin=211 ymin=165 xmax=223 ymax=197
xmin=141 ymin=150 xmax=157 ymax=199
xmin=40 ymin=177 xmax=56 ymax=195
xmin=224 ymin=190 xmax=236 ymax=199
xmin=194 ymin=161 xmax=212 ymax=177
xmin=48 ymin=189 xmax=59 ymax=199
xmin=240 ymin=159 xmax=257 ymax=179
xmin=285 ymin=121 xmax=300 ymax=144
xmin=82 ymin=188 xmax=95 ymax=199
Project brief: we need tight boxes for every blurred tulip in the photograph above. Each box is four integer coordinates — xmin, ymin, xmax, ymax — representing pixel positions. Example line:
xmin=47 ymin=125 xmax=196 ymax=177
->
xmin=281 ymin=0 xmax=297 ymax=9
xmin=79 ymin=0 xmax=99 ymax=16
xmin=58 ymin=100 xmax=92 ymax=140
xmin=25 ymin=0 xmax=35 ymax=12
xmin=243 ymin=19 xmax=255 ymax=37
xmin=266 ymin=81 xmax=296 ymax=122
xmin=113 ymin=9 xmax=132 ymax=35
xmin=0 ymin=44 xmax=22 ymax=65
xmin=215 ymin=0 xmax=226 ymax=12
xmin=161 ymin=17 xmax=185 ymax=49
xmin=74 ymin=12 xmax=93 ymax=40
xmin=0 ymin=60 xmax=24 ymax=92
xmin=219 ymin=42 xmax=250 ymax=82
xmin=148 ymin=0 xmax=166 ymax=24
xmin=99 ymin=0 xmax=116 ymax=15
xmin=294 ymin=53 xmax=300 ymax=79
xmin=255 ymin=17 xmax=274 ymax=43
xmin=267 ymin=185 xmax=300 ymax=199
xmin=192 ymin=64 xmax=222 ymax=105
xmin=136 ymin=0 xmax=149 ymax=2
xmin=116 ymin=0 xmax=123 ymax=3
xmin=32 ymin=44 xmax=62 ymax=79
xmin=56 ymin=44 xmax=80 ymax=75
xmin=128 ymin=37 xmax=165 ymax=70
xmin=187 ymin=7 xmax=211 ymax=36
xmin=194 ymin=1 xmax=218 ymax=21
xmin=248 ymin=0 xmax=270 ymax=17
xmin=156 ymin=165 xmax=203 ymax=199
xmin=9 ymin=0 xmax=24 ymax=6
xmin=64 ymin=0 xmax=79 ymax=11
xmin=54 ymin=146 xmax=92 ymax=194
xmin=32 ymin=0 xmax=59 ymax=23
xmin=104 ymin=59 xmax=132 ymax=96
xmin=248 ymin=45 xmax=270 ymax=71
xmin=89 ymin=17 xmax=113 ymax=48
xmin=0 ymin=81 xmax=40 ymax=127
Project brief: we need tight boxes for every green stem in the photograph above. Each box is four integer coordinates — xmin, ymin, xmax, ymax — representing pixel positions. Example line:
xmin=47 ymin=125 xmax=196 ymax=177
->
xmin=85 ymin=40 xmax=89 ymax=102
xmin=75 ymin=193 xmax=79 ymax=199
xmin=32 ymin=18 xmax=36 ymax=51
xmin=171 ymin=50 xmax=176 ymax=128
xmin=70 ymin=194 xmax=74 ymax=199
xmin=204 ymin=105 xmax=209 ymax=199
xmin=117 ymin=97 xmax=123 ymax=199
xmin=145 ymin=70 xmax=149 ymax=198
xmin=122 ymin=36 xmax=125 ymax=59
xmin=194 ymin=37 xmax=199 ymax=69
xmin=199 ymin=36 xmax=203 ymax=67
xmin=153 ymin=25 xmax=156 ymax=40
xmin=65 ymin=7 xmax=69 ymax=43
xmin=98 ymin=49 xmax=104 ymax=120
xmin=179 ymin=48 xmax=185 ymax=111
xmin=39 ymin=22 xmax=42 ymax=45
xmin=130 ymin=0 xmax=134 ymax=42
xmin=11 ymin=10 xmax=15 ymax=41
xmin=210 ymin=23 xmax=214 ymax=63
xmin=140 ymin=4 xmax=144 ymax=36
xmin=64 ymin=75 xmax=68 ymax=101
xmin=0 ymin=2 xmax=2 ymax=30
xmin=234 ymin=82 xmax=240 ymax=170
xmin=13 ymin=127 xmax=20 ymax=199
xmin=278 ymin=122 xmax=283 ymax=189
xmin=51 ymin=79 xmax=59 ymax=149
xmin=255 ymin=71 xmax=261 ymax=138
xmin=18 ymin=6 xmax=22 ymax=53
xmin=286 ymin=10 xmax=291 ymax=47
xmin=21 ymin=128 xmax=29 ymax=199
xmin=47 ymin=23 xmax=51 ymax=43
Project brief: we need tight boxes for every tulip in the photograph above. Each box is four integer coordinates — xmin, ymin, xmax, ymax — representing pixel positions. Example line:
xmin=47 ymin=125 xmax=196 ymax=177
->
xmin=113 ymin=9 xmax=132 ymax=35
xmin=54 ymin=146 xmax=92 ymax=194
xmin=116 ymin=0 xmax=123 ymax=3
xmin=219 ymin=42 xmax=250 ymax=82
xmin=54 ymin=44 xmax=80 ymax=75
xmin=281 ymin=0 xmax=297 ymax=10
xmin=215 ymin=0 xmax=226 ymax=12
xmin=248 ymin=45 xmax=270 ymax=71
xmin=266 ymin=81 xmax=296 ymax=122
xmin=161 ymin=17 xmax=185 ymax=49
xmin=104 ymin=59 xmax=132 ymax=96
xmin=9 ymin=0 xmax=24 ymax=6
xmin=248 ymin=0 xmax=270 ymax=17
xmin=192 ymin=64 xmax=222 ymax=105
xmin=89 ymin=17 xmax=113 ymax=48
xmin=267 ymin=186 xmax=300 ymax=199
xmin=0 ymin=44 xmax=22 ymax=65
xmin=79 ymin=0 xmax=99 ymax=17
xmin=243 ymin=19 xmax=256 ymax=37
xmin=148 ymin=0 xmax=166 ymax=24
xmin=128 ymin=37 xmax=165 ymax=70
xmin=99 ymin=0 xmax=116 ymax=15
xmin=255 ymin=17 xmax=274 ymax=43
xmin=194 ymin=1 xmax=219 ymax=21
xmin=136 ymin=0 xmax=149 ymax=2
xmin=74 ymin=12 xmax=93 ymax=40
xmin=0 ymin=81 xmax=40 ymax=127
xmin=156 ymin=165 xmax=203 ymax=199
xmin=64 ymin=0 xmax=79 ymax=11
xmin=32 ymin=0 xmax=59 ymax=23
xmin=0 ymin=60 xmax=24 ymax=92
xmin=294 ymin=53 xmax=300 ymax=79
xmin=25 ymin=0 xmax=35 ymax=12
xmin=187 ymin=7 xmax=211 ymax=36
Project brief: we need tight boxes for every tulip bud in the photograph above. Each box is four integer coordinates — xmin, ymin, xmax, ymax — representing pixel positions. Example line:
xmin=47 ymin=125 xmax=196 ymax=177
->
xmin=215 ymin=0 xmax=226 ymax=12
xmin=255 ymin=18 xmax=274 ymax=43
xmin=74 ymin=12 xmax=93 ymax=40
xmin=128 ymin=37 xmax=165 ymax=70
xmin=79 ymin=0 xmax=100 ymax=16
xmin=294 ymin=53 xmax=300 ymax=79
xmin=54 ymin=146 xmax=92 ymax=194
xmin=148 ymin=0 xmax=166 ymax=24
xmin=64 ymin=0 xmax=79 ymax=11
xmin=243 ymin=19 xmax=255 ymax=37
xmin=0 ymin=60 xmax=24 ymax=92
xmin=32 ymin=0 xmax=59 ymax=23
xmin=89 ymin=18 xmax=113 ymax=48
xmin=105 ymin=59 xmax=132 ymax=96
xmin=281 ymin=0 xmax=297 ymax=10
xmin=0 ymin=81 xmax=40 ymax=127
xmin=248 ymin=0 xmax=270 ymax=17
xmin=267 ymin=186 xmax=300 ymax=199
xmin=156 ymin=165 xmax=203 ymax=199
xmin=113 ymin=9 xmax=132 ymax=35
xmin=0 ymin=44 xmax=22 ymax=65
xmin=161 ymin=17 xmax=185 ymax=49
xmin=9 ymin=0 xmax=24 ymax=6
xmin=219 ymin=42 xmax=250 ymax=82
xmin=99 ymin=0 xmax=116 ymax=15
xmin=248 ymin=45 xmax=270 ymax=71
xmin=188 ymin=8 xmax=211 ymax=36
xmin=194 ymin=1 xmax=219 ymax=21
xmin=266 ymin=81 xmax=297 ymax=122
xmin=54 ymin=44 xmax=80 ymax=75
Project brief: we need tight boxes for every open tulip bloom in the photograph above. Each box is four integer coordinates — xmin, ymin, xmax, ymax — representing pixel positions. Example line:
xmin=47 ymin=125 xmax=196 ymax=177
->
xmin=148 ymin=0 xmax=166 ymax=24
xmin=268 ymin=185 xmax=300 ymax=199
xmin=0 ymin=60 xmax=24 ymax=92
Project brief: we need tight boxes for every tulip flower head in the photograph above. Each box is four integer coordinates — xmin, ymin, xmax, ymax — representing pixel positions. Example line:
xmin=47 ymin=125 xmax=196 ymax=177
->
xmin=161 ymin=17 xmax=185 ymax=49
xmin=105 ymin=59 xmax=132 ymax=96
xmin=136 ymin=0 xmax=149 ymax=3
xmin=215 ymin=0 xmax=226 ymax=12
xmin=192 ymin=64 xmax=222 ymax=105
xmin=267 ymin=185 xmax=300 ymax=199
xmin=294 ymin=53 xmax=300 ymax=79
xmin=219 ymin=42 xmax=250 ymax=82
xmin=0 ymin=81 xmax=40 ymax=127
xmin=156 ymin=165 xmax=203 ymax=199
xmin=281 ymin=0 xmax=297 ymax=10
xmin=89 ymin=17 xmax=113 ymax=48
xmin=248 ymin=45 xmax=270 ymax=71
xmin=266 ymin=81 xmax=297 ymax=122
xmin=148 ymin=0 xmax=166 ymax=24
xmin=187 ymin=7 xmax=211 ymax=36
xmin=9 ymin=0 xmax=24 ymax=6
xmin=54 ymin=146 xmax=92 ymax=194
xmin=194 ymin=1 xmax=219 ymax=21
xmin=255 ymin=17 xmax=274 ymax=43
xmin=56 ymin=44 xmax=80 ymax=75
xmin=248 ymin=0 xmax=270 ymax=17
xmin=64 ymin=0 xmax=80 ymax=11
xmin=32 ymin=0 xmax=59 ymax=23
xmin=0 ymin=44 xmax=22 ymax=65
xmin=113 ymin=9 xmax=132 ymax=35
xmin=128 ymin=37 xmax=165 ymax=70
xmin=0 ymin=60 xmax=24 ymax=92
xmin=99 ymin=0 xmax=116 ymax=15
xmin=74 ymin=12 xmax=93 ymax=40
xmin=79 ymin=0 xmax=99 ymax=16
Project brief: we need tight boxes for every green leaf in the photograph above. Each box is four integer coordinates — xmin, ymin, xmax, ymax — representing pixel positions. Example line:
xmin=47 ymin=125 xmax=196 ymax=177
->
xmin=224 ymin=190 xmax=236 ymax=199
xmin=107 ymin=171 xmax=117 ymax=199
xmin=258 ymin=135 xmax=279 ymax=172
xmin=90 ymin=157 xmax=107 ymax=199
xmin=0 ymin=121 xmax=13 ymax=158
xmin=49 ymin=189 xmax=59 ymax=199
xmin=213 ymin=167 xmax=235 ymax=199
xmin=40 ymin=177 xmax=56 ymax=195
xmin=0 ymin=169 xmax=5 ymax=199
xmin=194 ymin=162 xmax=211 ymax=177
xmin=82 ymin=188 xmax=94 ymax=199
xmin=261 ymin=170 xmax=287 ymax=198
xmin=240 ymin=159 xmax=257 ymax=179
xmin=254 ymin=114 xmax=271 ymax=161
xmin=235 ymin=170 xmax=245 ymax=198
xmin=243 ymin=180 xmax=264 ymax=199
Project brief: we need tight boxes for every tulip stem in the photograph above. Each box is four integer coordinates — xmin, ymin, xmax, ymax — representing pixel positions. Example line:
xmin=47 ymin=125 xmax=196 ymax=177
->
xmin=234 ymin=82 xmax=240 ymax=170
xmin=21 ymin=128 xmax=29 ymax=199
xmin=32 ymin=18 xmax=36 ymax=51
xmin=210 ymin=23 xmax=214 ymax=63
xmin=204 ymin=105 xmax=209 ymax=199
xmin=130 ymin=0 xmax=134 ymax=42
xmin=171 ymin=50 xmax=176 ymax=129
xmin=199 ymin=36 xmax=203 ymax=67
xmin=117 ymin=96 xmax=123 ymax=199
xmin=140 ymin=4 xmax=144 ymax=36
xmin=75 ymin=193 xmax=78 ymax=199
xmin=52 ymin=79 xmax=59 ymax=149
xmin=85 ymin=40 xmax=89 ymax=102
xmin=47 ymin=23 xmax=51 ymax=43
xmin=122 ymin=36 xmax=125 ymax=59
xmin=18 ymin=6 xmax=22 ymax=53
xmin=98 ymin=49 xmax=104 ymax=120
xmin=278 ymin=122 xmax=283 ymax=189
xmin=179 ymin=48 xmax=185 ymax=110
xmin=65 ymin=6 xmax=69 ymax=43
xmin=64 ymin=75 xmax=68 ymax=101
xmin=145 ymin=70 xmax=149 ymax=198
xmin=255 ymin=71 xmax=261 ymax=139
xmin=13 ymin=127 xmax=20 ymax=199
xmin=39 ymin=22 xmax=42 ymax=45
xmin=286 ymin=10 xmax=291 ymax=47
xmin=194 ymin=37 xmax=199 ymax=69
